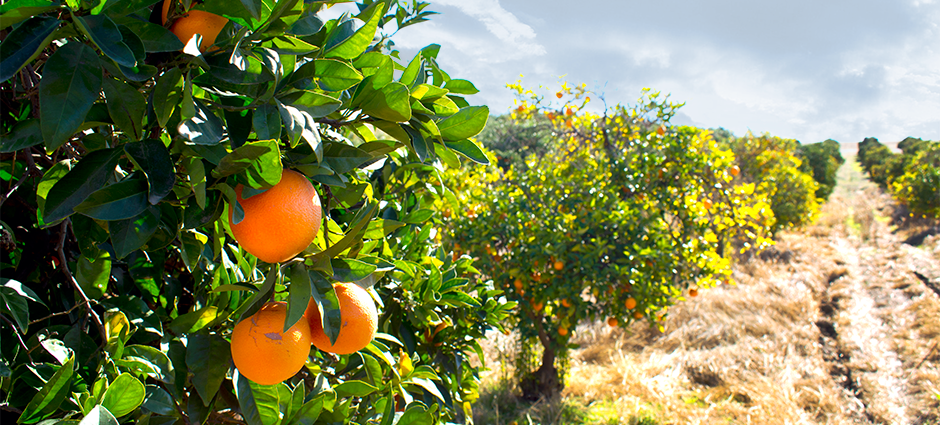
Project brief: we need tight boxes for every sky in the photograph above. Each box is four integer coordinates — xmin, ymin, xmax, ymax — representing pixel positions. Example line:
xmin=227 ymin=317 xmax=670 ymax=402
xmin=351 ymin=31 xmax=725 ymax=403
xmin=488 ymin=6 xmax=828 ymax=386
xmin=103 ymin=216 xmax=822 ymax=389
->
xmin=327 ymin=1 xmax=940 ymax=145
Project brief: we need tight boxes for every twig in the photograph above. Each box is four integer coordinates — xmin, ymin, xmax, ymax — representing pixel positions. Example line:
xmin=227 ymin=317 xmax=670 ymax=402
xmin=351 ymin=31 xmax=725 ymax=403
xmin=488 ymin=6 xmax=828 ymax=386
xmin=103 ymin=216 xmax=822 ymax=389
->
xmin=56 ymin=220 xmax=107 ymax=340
xmin=0 ymin=313 xmax=35 ymax=364
xmin=0 ymin=403 xmax=24 ymax=415
xmin=28 ymin=298 xmax=95 ymax=325
xmin=914 ymin=341 xmax=939 ymax=370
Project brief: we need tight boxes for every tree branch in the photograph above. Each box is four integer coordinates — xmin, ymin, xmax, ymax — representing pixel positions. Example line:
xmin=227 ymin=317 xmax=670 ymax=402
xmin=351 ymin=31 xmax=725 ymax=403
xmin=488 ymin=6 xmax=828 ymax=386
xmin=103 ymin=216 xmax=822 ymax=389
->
xmin=56 ymin=220 xmax=106 ymax=339
xmin=0 ymin=313 xmax=35 ymax=363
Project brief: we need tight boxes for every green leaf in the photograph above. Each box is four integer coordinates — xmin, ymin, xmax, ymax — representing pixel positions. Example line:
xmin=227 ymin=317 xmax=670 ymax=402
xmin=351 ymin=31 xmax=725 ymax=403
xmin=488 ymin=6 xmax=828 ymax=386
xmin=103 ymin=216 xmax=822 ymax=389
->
xmin=186 ymin=333 xmax=231 ymax=407
xmin=399 ymin=52 xmax=422 ymax=87
xmin=77 ymin=405 xmax=119 ymax=425
xmin=100 ymin=373 xmax=146 ymax=417
xmin=288 ymin=393 xmax=325 ymax=425
xmin=333 ymin=380 xmax=378 ymax=398
xmin=275 ymin=100 xmax=321 ymax=156
xmin=362 ymin=218 xmax=405 ymax=239
xmin=0 ymin=286 xmax=30 ymax=333
xmin=152 ymin=67 xmax=183 ymax=128
xmin=18 ymin=354 xmax=75 ymax=424
xmin=217 ymin=140 xmax=283 ymax=189
xmin=235 ymin=372 xmax=281 ymax=425
xmin=278 ymin=90 xmax=342 ymax=119
xmin=141 ymin=385 xmax=176 ymax=416
xmin=270 ymin=35 xmax=318 ymax=55
xmin=402 ymin=124 xmax=432 ymax=162
xmin=288 ymin=6 xmax=322 ymax=36
xmin=169 ymin=306 xmax=221 ymax=334
xmin=111 ymin=17 xmax=184 ymax=52
xmin=252 ymin=104 xmax=281 ymax=141
xmin=39 ymin=42 xmax=103 ymax=151
xmin=437 ymin=106 xmax=488 ymax=141
xmin=124 ymin=139 xmax=176 ymax=204
xmin=76 ymin=250 xmax=111 ymax=300
xmin=206 ymin=53 xmax=274 ymax=85
xmin=309 ymin=272 xmax=341 ymax=345
xmin=0 ymin=118 xmax=43 ymax=153
xmin=330 ymin=258 xmax=376 ymax=282
xmin=315 ymin=59 xmax=362 ymax=92
xmin=179 ymin=229 xmax=208 ymax=273
xmin=74 ymin=14 xmax=136 ymax=68
xmin=324 ymin=2 xmax=381 ymax=60
xmin=43 ymin=147 xmax=122 ymax=224
xmin=444 ymin=139 xmax=489 ymax=164
xmin=103 ymin=77 xmax=146 ymax=141
xmin=0 ymin=0 xmax=59 ymax=31
xmin=178 ymin=99 xmax=224 ymax=145
xmin=442 ymin=79 xmax=478 ymax=95
xmin=361 ymin=82 xmax=411 ymax=122
xmin=286 ymin=263 xmax=312 ymax=333
xmin=122 ymin=345 xmax=175 ymax=385
xmin=109 ymin=206 xmax=161 ymax=259
xmin=238 ymin=0 xmax=262 ymax=20
xmin=0 ymin=16 xmax=58 ymax=82
xmin=74 ymin=178 xmax=149 ymax=221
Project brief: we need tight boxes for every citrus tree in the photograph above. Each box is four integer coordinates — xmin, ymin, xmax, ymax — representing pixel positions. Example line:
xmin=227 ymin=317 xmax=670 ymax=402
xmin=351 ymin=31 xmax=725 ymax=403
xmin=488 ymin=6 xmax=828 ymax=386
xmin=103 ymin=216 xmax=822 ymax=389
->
xmin=796 ymin=138 xmax=844 ymax=201
xmin=718 ymin=132 xmax=820 ymax=234
xmin=441 ymin=83 xmax=774 ymax=399
xmin=0 ymin=0 xmax=512 ymax=424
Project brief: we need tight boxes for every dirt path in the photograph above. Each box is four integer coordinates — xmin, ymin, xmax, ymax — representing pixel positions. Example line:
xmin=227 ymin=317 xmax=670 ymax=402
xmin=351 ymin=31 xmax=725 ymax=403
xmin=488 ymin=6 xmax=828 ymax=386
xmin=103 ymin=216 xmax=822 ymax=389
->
xmin=556 ymin=156 xmax=940 ymax=424
xmin=475 ymin=155 xmax=940 ymax=424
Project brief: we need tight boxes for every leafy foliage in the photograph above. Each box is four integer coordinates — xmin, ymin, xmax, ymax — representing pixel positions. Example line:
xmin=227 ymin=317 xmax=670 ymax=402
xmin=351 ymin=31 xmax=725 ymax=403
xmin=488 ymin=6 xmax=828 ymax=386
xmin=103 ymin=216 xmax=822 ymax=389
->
xmin=796 ymin=139 xmax=844 ymax=201
xmin=718 ymin=132 xmax=820 ymax=234
xmin=859 ymin=137 xmax=940 ymax=218
xmin=440 ymin=82 xmax=775 ymax=398
xmin=0 ymin=1 xmax=510 ymax=424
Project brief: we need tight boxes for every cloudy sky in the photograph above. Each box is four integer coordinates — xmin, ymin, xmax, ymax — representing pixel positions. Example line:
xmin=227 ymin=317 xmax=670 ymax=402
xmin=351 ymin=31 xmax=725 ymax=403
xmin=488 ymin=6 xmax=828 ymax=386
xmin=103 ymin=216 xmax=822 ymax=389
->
xmin=331 ymin=1 xmax=940 ymax=145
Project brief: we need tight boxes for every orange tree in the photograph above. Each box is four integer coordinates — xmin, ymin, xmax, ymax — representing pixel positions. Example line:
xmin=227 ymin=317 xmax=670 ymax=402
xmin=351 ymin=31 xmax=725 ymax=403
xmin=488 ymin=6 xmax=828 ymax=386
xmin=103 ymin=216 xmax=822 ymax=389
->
xmin=858 ymin=137 xmax=940 ymax=218
xmin=0 ymin=0 xmax=512 ymax=424
xmin=442 ymin=83 xmax=773 ymax=399
xmin=713 ymin=131 xmax=820 ymax=235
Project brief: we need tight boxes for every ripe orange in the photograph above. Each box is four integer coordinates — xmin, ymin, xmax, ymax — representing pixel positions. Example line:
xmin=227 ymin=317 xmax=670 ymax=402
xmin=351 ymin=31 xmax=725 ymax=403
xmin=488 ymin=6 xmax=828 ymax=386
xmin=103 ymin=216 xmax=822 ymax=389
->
xmin=625 ymin=297 xmax=637 ymax=310
xmin=229 ymin=169 xmax=322 ymax=263
xmin=532 ymin=300 xmax=544 ymax=312
xmin=702 ymin=199 xmax=713 ymax=210
xmin=231 ymin=302 xmax=312 ymax=385
xmin=633 ymin=311 xmax=644 ymax=320
xmin=306 ymin=282 xmax=378 ymax=355
xmin=730 ymin=165 xmax=740 ymax=177
xmin=556 ymin=92 xmax=563 ymax=99
xmin=607 ymin=317 xmax=618 ymax=327
xmin=162 ymin=0 xmax=228 ymax=52
xmin=656 ymin=125 xmax=666 ymax=136
xmin=561 ymin=299 xmax=572 ymax=308
xmin=513 ymin=279 xmax=523 ymax=291
xmin=689 ymin=288 xmax=699 ymax=297
xmin=553 ymin=260 xmax=564 ymax=271
xmin=558 ymin=326 xmax=568 ymax=336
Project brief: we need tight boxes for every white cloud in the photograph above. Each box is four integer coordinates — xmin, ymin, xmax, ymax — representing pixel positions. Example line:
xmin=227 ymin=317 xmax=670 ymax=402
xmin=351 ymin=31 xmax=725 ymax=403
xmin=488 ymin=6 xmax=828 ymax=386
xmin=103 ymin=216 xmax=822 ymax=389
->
xmin=431 ymin=0 xmax=545 ymax=55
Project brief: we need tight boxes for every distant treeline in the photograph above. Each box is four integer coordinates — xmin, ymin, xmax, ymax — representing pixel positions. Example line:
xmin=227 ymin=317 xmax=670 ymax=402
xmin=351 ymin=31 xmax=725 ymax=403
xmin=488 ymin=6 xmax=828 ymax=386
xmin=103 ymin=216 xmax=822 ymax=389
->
xmin=857 ymin=137 xmax=940 ymax=217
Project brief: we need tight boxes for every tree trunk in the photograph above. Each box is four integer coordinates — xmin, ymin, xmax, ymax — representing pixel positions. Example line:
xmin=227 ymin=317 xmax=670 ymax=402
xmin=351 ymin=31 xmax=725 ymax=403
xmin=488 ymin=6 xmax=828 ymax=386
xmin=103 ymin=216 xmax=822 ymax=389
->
xmin=519 ymin=344 xmax=562 ymax=401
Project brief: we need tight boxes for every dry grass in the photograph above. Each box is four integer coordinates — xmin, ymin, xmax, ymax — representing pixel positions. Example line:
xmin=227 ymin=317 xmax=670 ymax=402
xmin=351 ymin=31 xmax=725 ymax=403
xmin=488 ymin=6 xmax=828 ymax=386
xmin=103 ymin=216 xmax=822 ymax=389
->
xmin=472 ymin=156 xmax=940 ymax=424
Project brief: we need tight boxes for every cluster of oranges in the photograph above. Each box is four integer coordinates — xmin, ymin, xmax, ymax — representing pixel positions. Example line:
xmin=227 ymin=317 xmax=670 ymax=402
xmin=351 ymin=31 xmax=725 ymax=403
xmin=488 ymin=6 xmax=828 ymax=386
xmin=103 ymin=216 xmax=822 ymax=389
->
xmin=225 ymin=169 xmax=377 ymax=384
xmin=231 ymin=282 xmax=379 ymax=385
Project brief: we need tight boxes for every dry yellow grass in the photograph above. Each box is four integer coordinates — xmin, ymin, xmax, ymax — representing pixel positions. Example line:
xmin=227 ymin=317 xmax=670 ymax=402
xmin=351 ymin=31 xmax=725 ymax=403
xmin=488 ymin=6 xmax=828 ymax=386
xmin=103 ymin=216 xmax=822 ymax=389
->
xmin=473 ymin=154 xmax=940 ymax=424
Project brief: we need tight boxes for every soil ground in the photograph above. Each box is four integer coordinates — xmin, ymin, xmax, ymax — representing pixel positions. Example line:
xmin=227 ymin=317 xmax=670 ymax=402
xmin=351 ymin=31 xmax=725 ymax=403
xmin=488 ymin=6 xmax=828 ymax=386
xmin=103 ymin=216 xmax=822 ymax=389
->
xmin=474 ymin=155 xmax=940 ymax=424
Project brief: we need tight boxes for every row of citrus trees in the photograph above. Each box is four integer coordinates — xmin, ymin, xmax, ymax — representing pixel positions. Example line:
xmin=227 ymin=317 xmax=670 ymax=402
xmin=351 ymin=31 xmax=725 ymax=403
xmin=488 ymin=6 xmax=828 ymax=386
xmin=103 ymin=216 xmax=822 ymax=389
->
xmin=0 ymin=1 xmax=513 ymax=424
xmin=440 ymin=82 xmax=842 ymax=399
xmin=857 ymin=137 xmax=940 ymax=218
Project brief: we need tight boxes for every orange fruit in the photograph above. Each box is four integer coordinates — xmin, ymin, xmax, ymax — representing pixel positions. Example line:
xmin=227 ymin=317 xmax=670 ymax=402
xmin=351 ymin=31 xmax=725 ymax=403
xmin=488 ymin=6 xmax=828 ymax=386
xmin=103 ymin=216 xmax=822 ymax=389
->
xmin=229 ymin=169 xmax=322 ymax=263
xmin=633 ymin=311 xmax=644 ymax=320
xmin=689 ymin=288 xmax=698 ymax=297
xmin=556 ymin=92 xmax=563 ymax=99
xmin=532 ymin=301 xmax=544 ymax=312
xmin=730 ymin=165 xmax=740 ymax=176
xmin=162 ymin=0 xmax=228 ymax=52
xmin=625 ymin=297 xmax=637 ymax=310
xmin=558 ymin=326 xmax=568 ymax=336
xmin=561 ymin=299 xmax=572 ymax=308
xmin=306 ymin=282 xmax=378 ymax=355
xmin=702 ymin=199 xmax=712 ymax=210
xmin=607 ymin=317 xmax=618 ymax=327
xmin=231 ymin=302 xmax=312 ymax=385
xmin=656 ymin=125 xmax=666 ymax=136
xmin=514 ymin=279 xmax=523 ymax=291
xmin=553 ymin=260 xmax=564 ymax=271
